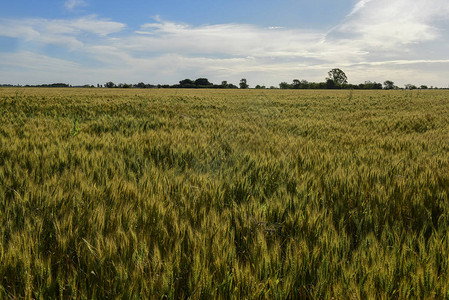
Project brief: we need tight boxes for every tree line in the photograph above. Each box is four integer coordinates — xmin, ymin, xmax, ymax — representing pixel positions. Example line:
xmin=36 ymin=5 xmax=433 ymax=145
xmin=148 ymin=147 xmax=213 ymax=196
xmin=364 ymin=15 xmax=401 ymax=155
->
xmin=104 ymin=78 xmax=247 ymax=89
xmin=100 ymin=69 xmax=438 ymax=90
xmin=278 ymin=69 xmax=430 ymax=90
xmin=102 ymin=69 xmax=434 ymax=90
xmin=0 ymin=69 xmax=442 ymax=90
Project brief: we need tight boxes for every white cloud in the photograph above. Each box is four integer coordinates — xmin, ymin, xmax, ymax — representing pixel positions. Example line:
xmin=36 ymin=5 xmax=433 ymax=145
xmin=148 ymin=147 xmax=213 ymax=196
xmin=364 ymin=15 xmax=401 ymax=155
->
xmin=122 ymin=21 xmax=322 ymax=59
xmin=337 ymin=0 xmax=449 ymax=47
xmin=347 ymin=0 xmax=373 ymax=16
xmin=68 ymin=16 xmax=126 ymax=36
xmin=0 ymin=51 xmax=79 ymax=70
xmin=0 ymin=16 xmax=125 ymax=49
xmin=65 ymin=0 xmax=87 ymax=10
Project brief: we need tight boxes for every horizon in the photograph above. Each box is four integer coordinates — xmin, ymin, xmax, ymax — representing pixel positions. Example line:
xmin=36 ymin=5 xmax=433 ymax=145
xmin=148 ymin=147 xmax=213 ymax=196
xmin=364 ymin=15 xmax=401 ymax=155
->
xmin=0 ymin=77 xmax=444 ymax=90
xmin=1 ymin=0 xmax=449 ymax=88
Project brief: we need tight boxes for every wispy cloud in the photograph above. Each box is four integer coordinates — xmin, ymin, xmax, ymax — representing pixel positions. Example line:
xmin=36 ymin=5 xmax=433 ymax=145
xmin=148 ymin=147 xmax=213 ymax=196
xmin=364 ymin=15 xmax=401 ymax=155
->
xmin=65 ymin=0 xmax=87 ymax=11
xmin=0 ymin=16 xmax=125 ymax=49
xmin=0 ymin=51 xmax=80 ymax=70
xmin=131 ymin=21 xmax=322 ymax=58
xmin=347 ymin=0 xmax=373 ymax=17
xmin=336 ymin=0 xmax=449 ymax=47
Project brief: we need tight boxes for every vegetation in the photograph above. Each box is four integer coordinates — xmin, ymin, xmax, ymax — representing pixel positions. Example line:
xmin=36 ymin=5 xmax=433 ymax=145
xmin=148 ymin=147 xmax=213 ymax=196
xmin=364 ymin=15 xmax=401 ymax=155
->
xmin=239 ymin=79 xmax=249 ymax=89
xmin=1 ymin=70 xmax=442 ymax=90
xmin=1 ymin=88 xmax=449 ymax=299
xmin=327 ymin=68 xmax=348 ymax=86
xmin=384 ymin=80 xmax=396 ymax=90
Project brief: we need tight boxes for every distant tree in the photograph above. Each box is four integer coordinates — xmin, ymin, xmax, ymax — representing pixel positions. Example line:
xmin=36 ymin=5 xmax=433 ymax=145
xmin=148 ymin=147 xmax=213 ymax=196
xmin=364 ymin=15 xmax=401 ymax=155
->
xmin=135 ymin=82 xmax=146 ymax=88
xmin=239 ymin=79 xmax=249 ymax=89
xmin=326 ymin=79 xmax=337 ymax=89
xmin=41 ymin=83 xmax=70 ymax=87
xmin=180 ymin=79 xmax=194 ymax=85
xmin=405 ymin=84 xmax=417 ymax=90
xmin=383 ymin=80 xmax=395 ymax=90
xmin=327 ymin=68 xmax=348 ymax=86
xmin=255 ymin=85 xmax=266 ymax=89
xmin=121 ymin=83 xmax=132 ymax=88
xmin=300 ymin=80 xmax=309 ymax=89
xmin=179 ymin=79 xmax=195 ymax=88
xmin=279 ymin=82 xmax=292 ymax=89
xmin=361 ymin=81 xmax=383 ymax=90
xmin=221 ymin=81 xmax=229 ymax=88
xmin=292 ymin=79 xmax=300 ymax=89
xmin=420 ymin=85 xmax=428 ymax=89
xmin=194 ymin=78 xmax=213 ymax=87
xmin=105 ymin=81 xmax=115 ymax=88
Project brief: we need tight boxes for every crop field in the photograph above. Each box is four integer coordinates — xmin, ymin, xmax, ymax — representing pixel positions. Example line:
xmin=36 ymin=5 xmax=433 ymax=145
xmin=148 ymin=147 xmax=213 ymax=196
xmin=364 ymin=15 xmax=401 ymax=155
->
xmin=1 ymin=88 xmax=449 ymax=299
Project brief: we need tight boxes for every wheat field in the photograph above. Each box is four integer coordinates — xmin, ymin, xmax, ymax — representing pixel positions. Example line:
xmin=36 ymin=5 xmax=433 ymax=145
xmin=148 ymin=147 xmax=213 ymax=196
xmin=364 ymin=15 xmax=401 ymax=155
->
xmin=1 ymin=88 xmax=449 ymax=299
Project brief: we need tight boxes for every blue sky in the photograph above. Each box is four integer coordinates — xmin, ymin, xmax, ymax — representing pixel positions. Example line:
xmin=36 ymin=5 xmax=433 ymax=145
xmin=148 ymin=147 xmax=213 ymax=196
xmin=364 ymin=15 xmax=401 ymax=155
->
xmin=1 ymin=0 xmax=449 ymax=87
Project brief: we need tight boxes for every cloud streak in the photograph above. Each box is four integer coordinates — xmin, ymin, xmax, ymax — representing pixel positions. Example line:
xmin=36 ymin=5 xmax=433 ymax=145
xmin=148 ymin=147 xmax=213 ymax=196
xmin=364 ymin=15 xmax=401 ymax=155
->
xmin=336 ymin=0 xmax=449 ymax=47
xmin=65 ymin=0 xmax=87 ymax=11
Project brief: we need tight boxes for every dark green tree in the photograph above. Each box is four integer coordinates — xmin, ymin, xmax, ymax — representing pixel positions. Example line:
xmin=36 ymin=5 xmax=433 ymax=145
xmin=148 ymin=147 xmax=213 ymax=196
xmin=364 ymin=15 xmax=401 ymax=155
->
xmin=239 ymin=79 xmax=249 ymax=89
xmin=279 ymin=82 xmax=292 ymax=89
xmin=292 ymin=79 xmax=300 ymax=89
xmin=326 ymin=79 xmax=337 ymax=89
xmin=327 ymin=68 xmax=348 ymax=86
xmin=383 ymin=80 xmax=395 ymax=90
xmin=105 ymin=81 xmax=115 ymax=88
xmin=194 ymin=78 xmax=212 ymax=87
xmin=179 ymin=79 xmax=195 ymax=88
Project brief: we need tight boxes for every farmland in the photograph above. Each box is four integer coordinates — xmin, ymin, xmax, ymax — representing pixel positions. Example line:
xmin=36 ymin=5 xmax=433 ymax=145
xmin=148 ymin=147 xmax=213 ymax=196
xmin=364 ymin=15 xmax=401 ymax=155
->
xmin=1 ymin=88 xmax=449 ymax=299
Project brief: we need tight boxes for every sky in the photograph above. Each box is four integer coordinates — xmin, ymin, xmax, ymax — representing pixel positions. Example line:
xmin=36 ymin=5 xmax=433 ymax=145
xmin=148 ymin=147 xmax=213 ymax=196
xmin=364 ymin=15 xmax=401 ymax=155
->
xmin=0 ymin=0 xmax=449 ymax=87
